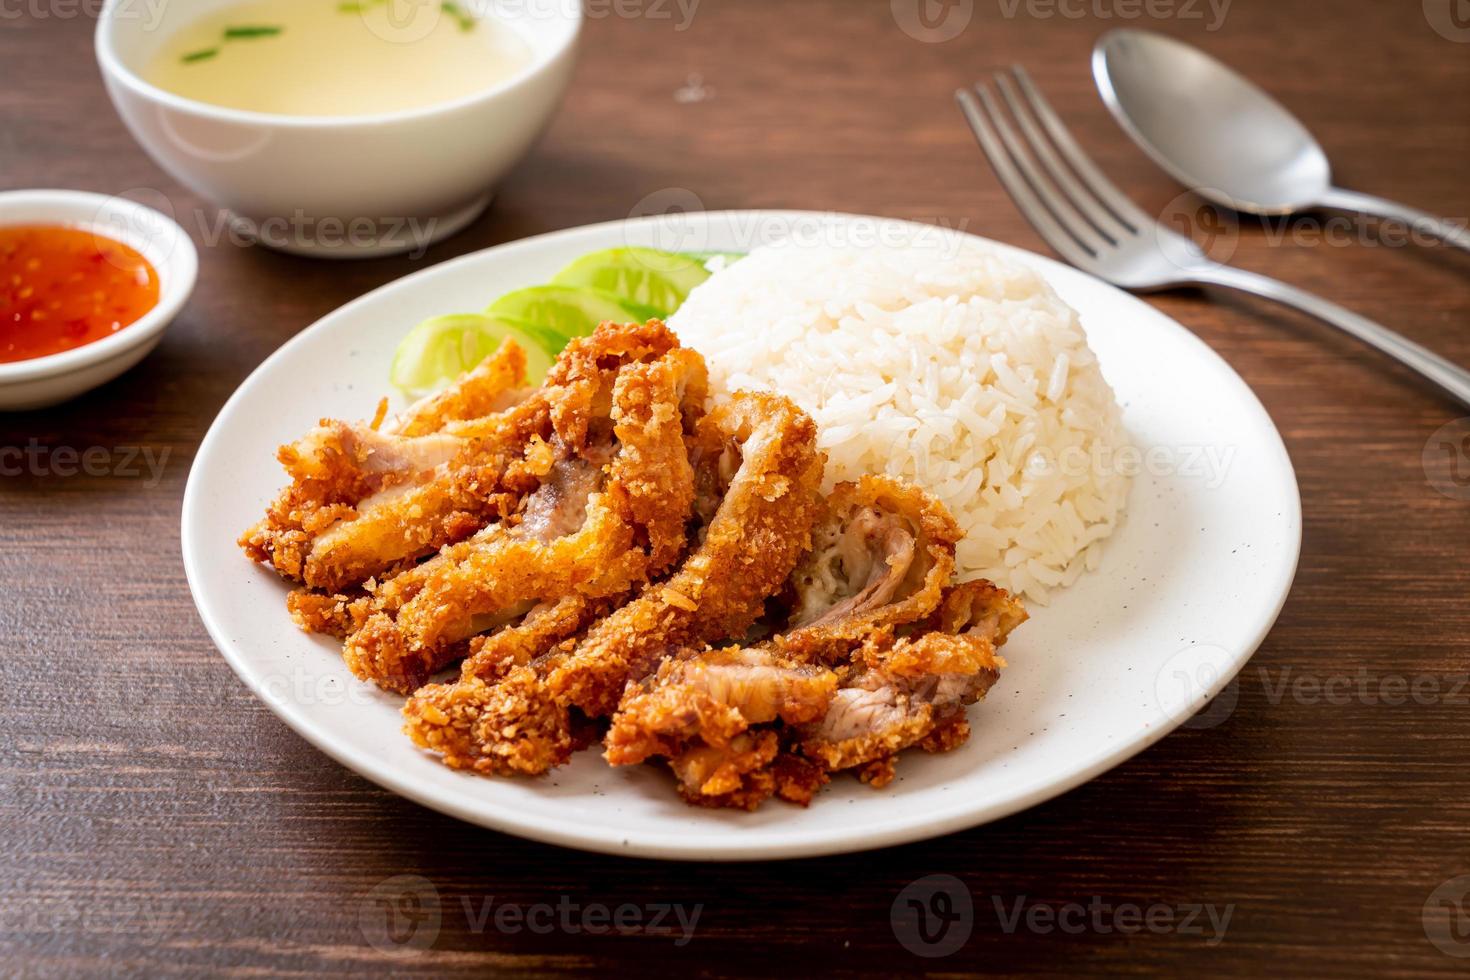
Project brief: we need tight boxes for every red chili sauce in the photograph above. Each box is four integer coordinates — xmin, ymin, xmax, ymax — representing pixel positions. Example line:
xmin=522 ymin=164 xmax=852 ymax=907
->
xmin=0 ymin=225 xmax=160 ymax=363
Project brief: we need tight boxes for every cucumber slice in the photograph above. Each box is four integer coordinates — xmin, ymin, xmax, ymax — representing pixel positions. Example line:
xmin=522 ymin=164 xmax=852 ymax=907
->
xmin=390 ymin=313 xmax=557 ymax=395
xmin=488 ymin=285 xmax=655 ymax=343
xmin=551 ymin=247 xmax=713 ymax=317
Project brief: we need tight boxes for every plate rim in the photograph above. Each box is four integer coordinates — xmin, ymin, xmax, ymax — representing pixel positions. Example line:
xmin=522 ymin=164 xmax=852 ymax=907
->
xmin=181 ymin=209 xmax=1302 ymax=861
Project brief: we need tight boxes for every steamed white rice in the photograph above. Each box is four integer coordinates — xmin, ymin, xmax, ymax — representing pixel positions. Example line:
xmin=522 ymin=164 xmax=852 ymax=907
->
xmin=669 ymin=236 xmax=1131 ymax=603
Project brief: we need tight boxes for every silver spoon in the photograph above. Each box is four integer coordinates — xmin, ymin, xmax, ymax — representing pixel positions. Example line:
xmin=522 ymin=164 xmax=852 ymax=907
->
xmin=1092 ymin=29 xmax=1470 ymax=253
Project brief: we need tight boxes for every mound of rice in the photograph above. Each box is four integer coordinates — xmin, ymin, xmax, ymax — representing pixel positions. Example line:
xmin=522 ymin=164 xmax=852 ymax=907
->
xmin=669 ymin=235 xmax=1131 ymax=603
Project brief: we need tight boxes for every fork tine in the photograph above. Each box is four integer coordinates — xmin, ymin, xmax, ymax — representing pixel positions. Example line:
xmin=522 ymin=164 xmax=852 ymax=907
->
xmin=993 ymin=72 xmax=1132 ymax=245
xmin=954 ymin=86 xmax=1099 ymax=272
xmin=1007 ymin=65 xmax=1153 ymax=234
xmin=972 ymin=84 xmax=1111 ymax=256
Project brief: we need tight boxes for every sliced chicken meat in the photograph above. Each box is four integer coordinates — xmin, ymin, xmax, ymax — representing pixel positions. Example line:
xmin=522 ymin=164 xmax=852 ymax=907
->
xmin=341 ymin=337 xmax=705 ymax=693
xmin=779 ymin=475 xmax=959 ymax=663
xmin=605 ymin=647 xmax=837 ymax=767
xmin=798 ymin=581 xmax=1025 ymax=774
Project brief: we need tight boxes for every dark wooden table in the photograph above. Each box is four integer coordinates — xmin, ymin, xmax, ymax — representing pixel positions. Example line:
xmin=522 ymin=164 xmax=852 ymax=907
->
xmin=5 ymin=1 xmax=1469 ymax=975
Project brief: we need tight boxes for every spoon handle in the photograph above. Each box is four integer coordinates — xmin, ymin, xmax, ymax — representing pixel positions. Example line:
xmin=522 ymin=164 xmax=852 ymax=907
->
xmin=1317 ymin=186 xmax=1470 ymax=254
xmin=1191 ymin=264 xmax=1470 ymax=409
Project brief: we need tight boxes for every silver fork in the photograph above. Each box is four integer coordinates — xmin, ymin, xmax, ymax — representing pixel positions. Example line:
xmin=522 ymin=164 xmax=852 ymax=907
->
xmin=956 ymin=67 xmax=1470 ymax=410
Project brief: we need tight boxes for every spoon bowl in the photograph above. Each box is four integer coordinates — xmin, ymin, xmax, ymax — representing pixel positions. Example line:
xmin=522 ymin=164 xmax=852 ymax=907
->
xmin=1093 ymin=29 xmax=1470 ymax=251
xmin=1092 ymin=29 xmax=1330 ymax=214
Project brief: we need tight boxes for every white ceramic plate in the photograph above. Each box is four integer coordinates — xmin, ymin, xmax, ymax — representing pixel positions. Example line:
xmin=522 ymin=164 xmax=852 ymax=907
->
xmin=182 ymin=211 xmax=1300 ymax=860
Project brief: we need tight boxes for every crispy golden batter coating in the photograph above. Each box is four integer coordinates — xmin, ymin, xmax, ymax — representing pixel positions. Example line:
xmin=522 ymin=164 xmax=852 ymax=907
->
xmin=604 ymin=648 xmax=837 ymax=766
xmin=303 ymin=467 xmax=523 ymax=594
xmin=390 ymin=341 xmax=529 ymax=437
xmin=240 ymin=423 xmax=460 ymax=582
xmin=240 ymin=340 xmax=541 ymax=589
xmin=244 ymin=319 xmax=1031 ymax=810
xmin=342 ymin=342 xmax=703 ymax=693
xmin=541 ymin=392 xmax=826 ymax=718
xmin=604 ymin=581 xmax=1023 ymax=810
xmin=670 ymin=731 xmax=781 ymax=809
xmin=797 ymin=583 xmax=1024 ymax=775
xmin=401 ymin=595 xmax=609 ymax=774
xmin=285 ymin=588 xmax=372 ymax=639
xmin=403 ymin=390 xmax=826 ymax=772
xmin=413 ymin=666 xmax=576 ymax=776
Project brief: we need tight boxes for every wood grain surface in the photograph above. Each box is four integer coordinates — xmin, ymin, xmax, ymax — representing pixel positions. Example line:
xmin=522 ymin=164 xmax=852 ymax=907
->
xmin=3 ymin=1 xmax=1469 ymax=975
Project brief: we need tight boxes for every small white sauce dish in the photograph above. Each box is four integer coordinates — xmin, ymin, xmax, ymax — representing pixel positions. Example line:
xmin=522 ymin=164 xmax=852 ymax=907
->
xmin=0 ymin=189 xmax=198 ymax=412
xmin=94 ymin=0 xmax=582 ymax=259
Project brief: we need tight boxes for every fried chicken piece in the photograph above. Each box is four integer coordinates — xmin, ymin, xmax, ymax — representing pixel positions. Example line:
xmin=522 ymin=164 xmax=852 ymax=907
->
xmin=601 ymin=480 xmax=973 ymax=807
xmin=401 ymin=595 xmax=611 ymax=774
xmin=604 ymin=648 xmax=837 ymax=766
xmin=770 ymin=753 xmax=830 ymax=805
xmin=240 ymin=422 xmax=467 ymax=582
xmin=854 ymin=755 xmax=898 ymax=788
xmin=244 ymin=323 xmax=694 ymax=593
xmin=389 ymin=341 xmax=531 ymax=437
xmin=406 ymin=391 xmax=825 ymax=773
xmin=797 ymin=582 xmax=1024 ymax=773
xmin=777 ymin=475 xmax=959 ymax=663
xmin=286 ymin=588 xmax=372 ymax=639
xmin=302 ymin=463 xmax=528 ymax=594
xmin=344 ymin=330 xmax=705 ymax=693
xmin=541 ymin=391 xmax=826 ymax=718
xmin=668 ymin=739 xmax=832 ymax=809
xmin=637 ymin=581 xmax=1023 ymax=810
xmin=240 ymin=339 xmax=540 ymax=588
xmin=604 ymin=646 xmax=837 ymax=809
xmin=668 ymin=731 xmax=781 ymax=809
xmin=914 ymin=577 xmax=1030 ymax=640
